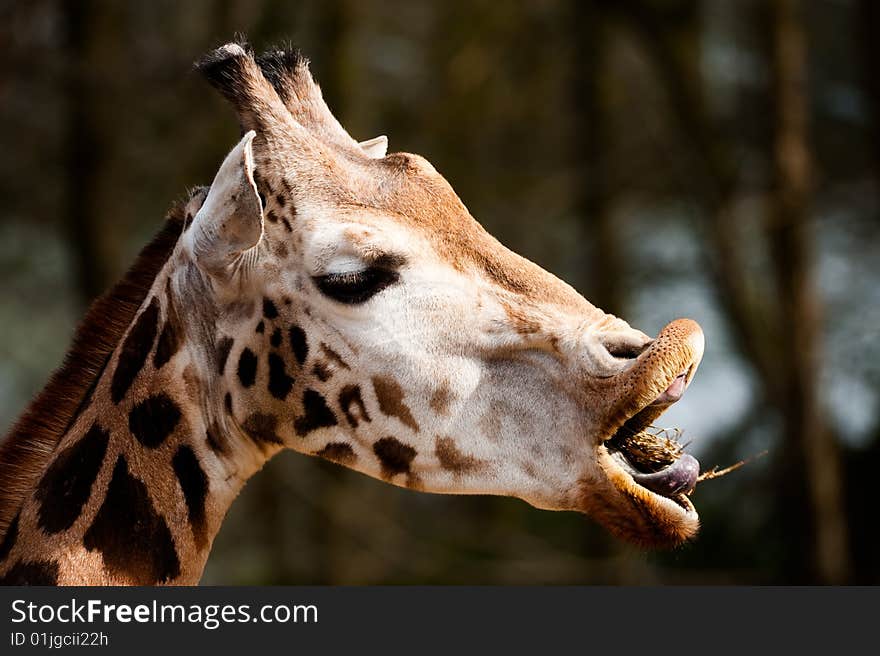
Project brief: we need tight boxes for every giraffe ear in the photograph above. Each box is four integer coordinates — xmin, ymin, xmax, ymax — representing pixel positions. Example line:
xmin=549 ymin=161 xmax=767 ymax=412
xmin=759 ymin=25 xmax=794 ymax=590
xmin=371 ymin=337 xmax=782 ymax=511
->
xmin=185 ymin=131 xmax=263 ymax=278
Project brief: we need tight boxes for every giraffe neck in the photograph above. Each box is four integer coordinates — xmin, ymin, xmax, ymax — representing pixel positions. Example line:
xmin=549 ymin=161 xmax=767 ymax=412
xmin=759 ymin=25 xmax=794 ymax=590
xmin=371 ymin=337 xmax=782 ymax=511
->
xmin=0 ymin=264 xmax=272 ymax=586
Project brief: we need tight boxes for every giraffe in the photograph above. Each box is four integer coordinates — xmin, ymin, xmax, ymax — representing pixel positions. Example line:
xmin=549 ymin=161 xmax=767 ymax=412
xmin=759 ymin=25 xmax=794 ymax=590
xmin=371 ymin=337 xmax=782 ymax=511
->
xmin=0 ymin=42 xmax=705 ymax=586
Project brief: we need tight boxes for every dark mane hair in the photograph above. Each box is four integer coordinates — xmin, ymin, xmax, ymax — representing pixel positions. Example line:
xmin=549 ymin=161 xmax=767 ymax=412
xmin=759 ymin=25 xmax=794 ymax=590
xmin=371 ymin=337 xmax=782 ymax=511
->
xmin=0 ymin=203 xmax=187 ymax=541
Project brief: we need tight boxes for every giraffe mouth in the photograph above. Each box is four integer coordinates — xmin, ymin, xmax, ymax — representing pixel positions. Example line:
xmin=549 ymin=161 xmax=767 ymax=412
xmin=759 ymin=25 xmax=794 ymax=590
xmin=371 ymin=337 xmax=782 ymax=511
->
xmin=604 ymin=369 xmax=700 ymax=510
xmin=600 ymin=365 xmax=700 ymax=546
xmin=581 ymin=318 xmax=704 ymax=546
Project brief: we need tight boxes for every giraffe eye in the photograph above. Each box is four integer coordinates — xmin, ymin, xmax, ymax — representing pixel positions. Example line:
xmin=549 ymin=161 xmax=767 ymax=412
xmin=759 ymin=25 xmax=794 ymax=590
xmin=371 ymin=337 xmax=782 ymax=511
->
xmin=313 ymin=267 xmax=400 ymax=305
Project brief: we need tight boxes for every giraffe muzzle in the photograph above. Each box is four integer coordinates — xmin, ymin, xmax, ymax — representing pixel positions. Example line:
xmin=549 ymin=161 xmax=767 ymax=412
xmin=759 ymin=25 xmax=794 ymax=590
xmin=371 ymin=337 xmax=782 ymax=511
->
xmin=600 ymin=319 xmax=704 ymax=508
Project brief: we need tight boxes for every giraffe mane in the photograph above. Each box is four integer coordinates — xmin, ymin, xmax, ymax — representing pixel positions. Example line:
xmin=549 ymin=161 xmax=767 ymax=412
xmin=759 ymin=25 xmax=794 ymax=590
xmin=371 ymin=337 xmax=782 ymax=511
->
xmin=0 ymin=199 xmax=190 ymax=541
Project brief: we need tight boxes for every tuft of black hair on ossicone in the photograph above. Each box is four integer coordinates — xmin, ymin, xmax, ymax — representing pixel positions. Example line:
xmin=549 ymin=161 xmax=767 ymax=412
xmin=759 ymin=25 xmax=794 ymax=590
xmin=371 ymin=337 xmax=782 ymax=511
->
xmin=254 ymin=45 xmax=308 ymax=104
xmin=194 ymin=40 xmax=255 ymax=104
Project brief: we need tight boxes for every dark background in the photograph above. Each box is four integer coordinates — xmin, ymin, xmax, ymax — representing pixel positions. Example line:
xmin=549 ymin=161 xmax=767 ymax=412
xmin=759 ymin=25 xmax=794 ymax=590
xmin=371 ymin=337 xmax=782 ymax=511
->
xmin=1 ymin=0 xmax=878 ymax=584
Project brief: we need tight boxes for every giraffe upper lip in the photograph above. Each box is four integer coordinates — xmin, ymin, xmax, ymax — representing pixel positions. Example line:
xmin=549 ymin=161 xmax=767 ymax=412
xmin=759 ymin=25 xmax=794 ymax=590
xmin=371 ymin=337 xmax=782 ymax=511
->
xmin=604 ymin=366 xmax=691 ymax=446
xmin=649 ymin=369 xmax=689 ymax=405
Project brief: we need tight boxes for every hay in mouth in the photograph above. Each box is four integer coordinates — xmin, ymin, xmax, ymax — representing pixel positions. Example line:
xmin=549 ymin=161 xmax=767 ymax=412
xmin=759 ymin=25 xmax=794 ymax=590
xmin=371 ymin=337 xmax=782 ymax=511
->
xmin=606 ymin=411 xmax=767 ymax=500
xmin=605 ymin=403 xmax=699 ymax=502
xmin=608 ymin=425 xmax=686 ymax=473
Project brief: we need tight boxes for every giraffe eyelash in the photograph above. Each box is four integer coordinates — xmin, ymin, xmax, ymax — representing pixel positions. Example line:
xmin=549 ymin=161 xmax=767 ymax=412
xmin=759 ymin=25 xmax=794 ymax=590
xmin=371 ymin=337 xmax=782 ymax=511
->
xmin=312 ymin=267 xmax=400 ymax=305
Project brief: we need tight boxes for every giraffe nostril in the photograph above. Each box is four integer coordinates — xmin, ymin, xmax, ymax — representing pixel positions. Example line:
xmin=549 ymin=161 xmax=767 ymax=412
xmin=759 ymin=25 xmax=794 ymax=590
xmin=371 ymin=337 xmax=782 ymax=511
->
xmin=602 ymin=337 xmax=652 ymax=360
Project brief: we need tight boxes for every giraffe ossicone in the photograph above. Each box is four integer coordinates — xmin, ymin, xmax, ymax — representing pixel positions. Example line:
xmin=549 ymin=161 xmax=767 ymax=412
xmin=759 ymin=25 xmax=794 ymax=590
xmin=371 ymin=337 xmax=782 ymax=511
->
xmin=0 ymin=41 xmax=706 ymax=585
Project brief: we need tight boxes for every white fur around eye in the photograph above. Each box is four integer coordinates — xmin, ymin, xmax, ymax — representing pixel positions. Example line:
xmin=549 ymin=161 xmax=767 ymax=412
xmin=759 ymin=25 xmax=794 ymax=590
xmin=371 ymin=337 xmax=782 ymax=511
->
xmin=324 ymin=254 xmax=369 ymax=275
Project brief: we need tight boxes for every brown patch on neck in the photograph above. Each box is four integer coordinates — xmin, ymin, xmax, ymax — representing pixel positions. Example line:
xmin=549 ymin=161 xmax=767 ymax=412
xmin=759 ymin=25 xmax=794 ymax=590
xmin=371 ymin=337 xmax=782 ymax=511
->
xmin=372 ymin=436 xmax=416 ymax=479
xmin=0 ymin=559 xmax=59 ymax=585
xmin=435 ymin=437 xmax=486 ymax=474
xmin=83 ymin=455 xmax=181 ymax=584
xmin=0 ymin=202 xmax=187 ymax=542
xmin=429 ymin=383 xmax=454 ymax=416
xmin=242 ymin=413 xmax=284 ymax=448
xmin=315 ymin=442 xmax=356 ymax=466
xmin=435 ymin=437 xmax=485 ymax=475
xmin=371 ymin=376 xmax=419 ymax=433
xmin=339 ymin=385 xmax=371 ymax=428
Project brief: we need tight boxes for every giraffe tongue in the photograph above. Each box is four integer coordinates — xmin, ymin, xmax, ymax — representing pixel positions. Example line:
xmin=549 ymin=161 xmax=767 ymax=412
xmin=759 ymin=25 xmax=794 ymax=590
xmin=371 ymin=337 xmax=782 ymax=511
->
xmin=631 ymin=453 xmax=700 ymax=497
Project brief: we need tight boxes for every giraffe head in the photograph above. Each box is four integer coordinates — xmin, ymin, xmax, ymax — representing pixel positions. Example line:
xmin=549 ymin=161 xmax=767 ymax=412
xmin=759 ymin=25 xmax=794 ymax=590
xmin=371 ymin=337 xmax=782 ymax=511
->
xmin=179 ymin=43 xmax=705 ymax=548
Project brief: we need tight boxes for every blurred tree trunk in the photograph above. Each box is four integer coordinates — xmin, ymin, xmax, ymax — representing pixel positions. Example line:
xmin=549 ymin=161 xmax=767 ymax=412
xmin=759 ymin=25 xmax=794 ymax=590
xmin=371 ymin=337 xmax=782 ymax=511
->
xmin=604 ymin=0 xmax=780 ymax=387
xmin=571 ymin=2 xmax=623 ymax=318
xmin=63 ymin=0 xmax=108 ymax=304
xmin=856 ymin=0 xmax=880 ymax=191
xmin=767 ymin=0 xmax=850 ymax=584
xmin=610 ymin=0 xmax=851 ymax=582
xmin=310 ymin=0 xmax=355 ymax=120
